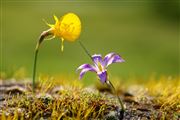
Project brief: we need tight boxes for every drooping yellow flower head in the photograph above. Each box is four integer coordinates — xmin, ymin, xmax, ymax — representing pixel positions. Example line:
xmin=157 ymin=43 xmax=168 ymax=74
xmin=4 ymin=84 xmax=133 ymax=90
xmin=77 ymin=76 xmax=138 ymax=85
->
xmin=47 ymin=13 xmax=81 ymax=51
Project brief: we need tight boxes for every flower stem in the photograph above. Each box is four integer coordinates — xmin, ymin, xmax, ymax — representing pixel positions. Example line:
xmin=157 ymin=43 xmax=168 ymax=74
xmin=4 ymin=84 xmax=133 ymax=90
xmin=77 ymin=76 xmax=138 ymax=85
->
xmin=32 ymin=29 xmax=52 ymax=93
xmin=32 ymin=46 xmax=39 ymax=93
xmin=78 ymin=41 xmax=92 ymax=61
xmin=106 ymin=80 xmax=125 ymax=116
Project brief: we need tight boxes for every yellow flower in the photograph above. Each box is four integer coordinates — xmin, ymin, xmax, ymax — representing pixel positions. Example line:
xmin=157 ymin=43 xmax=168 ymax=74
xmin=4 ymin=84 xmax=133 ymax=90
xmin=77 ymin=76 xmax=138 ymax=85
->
xmin=47 ymin=13 xmax=81 ymax=51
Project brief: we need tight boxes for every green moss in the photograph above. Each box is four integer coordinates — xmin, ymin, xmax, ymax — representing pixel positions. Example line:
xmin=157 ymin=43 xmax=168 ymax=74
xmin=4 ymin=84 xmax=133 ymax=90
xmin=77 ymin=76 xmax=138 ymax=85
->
xmin=0 ymin=75 xmax=179 ymax=119
xmin=1 ymin=81 xmax=117 ymax=119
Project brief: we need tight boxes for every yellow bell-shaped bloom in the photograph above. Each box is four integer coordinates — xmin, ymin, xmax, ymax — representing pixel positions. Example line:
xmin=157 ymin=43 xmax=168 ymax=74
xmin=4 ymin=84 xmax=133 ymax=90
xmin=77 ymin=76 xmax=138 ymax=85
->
xmin=47 ymin=13 xmax=81 ymax=51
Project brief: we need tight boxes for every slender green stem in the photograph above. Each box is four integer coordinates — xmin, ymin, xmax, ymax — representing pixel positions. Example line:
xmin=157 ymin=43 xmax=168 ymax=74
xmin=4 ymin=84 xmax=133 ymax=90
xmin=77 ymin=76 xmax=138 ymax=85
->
xmin=106 ymin=80 xmax=125 ymax=112
xmin=78 ymin=41 xmax=92 ymax=61
xmin=32 ymin=46 xmax=39 ymax=93
xmin=32 ymin=29 xmax=52 ymax=93
xmin=78 ymin=41 xmax=98 ymax=66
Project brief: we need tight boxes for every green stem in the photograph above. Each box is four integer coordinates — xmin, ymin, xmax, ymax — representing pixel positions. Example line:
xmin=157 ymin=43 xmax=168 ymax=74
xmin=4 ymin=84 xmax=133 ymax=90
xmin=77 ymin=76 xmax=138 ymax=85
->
xmin=32 ymin=29 xmax=52 ymax=93
xmin=78 ymin=41 xmax=92 ymax=61
xmin=106 ymin=80 xmax=125 ymax=112
xmin=32 ymin=46 xmax=39 ymax=93
xmin=78 ymin=41 xmax=98 ymax=66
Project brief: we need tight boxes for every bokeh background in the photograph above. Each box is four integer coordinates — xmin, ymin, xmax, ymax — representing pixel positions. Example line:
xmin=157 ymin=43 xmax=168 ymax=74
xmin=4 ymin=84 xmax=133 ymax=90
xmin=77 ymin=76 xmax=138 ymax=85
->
xmin=1 ymin=0 xmax=179 ymax=83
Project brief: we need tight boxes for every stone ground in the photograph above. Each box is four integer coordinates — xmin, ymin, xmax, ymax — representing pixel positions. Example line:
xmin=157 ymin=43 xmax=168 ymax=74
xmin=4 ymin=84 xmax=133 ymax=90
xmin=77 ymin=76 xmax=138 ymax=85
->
xmin=0 ymin=80 xmax=179 ymax=120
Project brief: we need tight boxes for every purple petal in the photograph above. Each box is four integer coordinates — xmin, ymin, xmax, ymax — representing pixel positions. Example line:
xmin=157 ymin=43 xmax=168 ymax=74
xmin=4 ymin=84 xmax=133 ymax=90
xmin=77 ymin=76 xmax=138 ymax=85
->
xmin=92 ymin=54 xmax=103 ymax=64
xmin=79 ymin=68 xmax=96 ymax=79
xmin=104 ymin=53 xmax=125 ymax=67
xmin=103 ymin=53 xmax=115 ymax=65
xmin=97 ymin=71 xmax=108 ymax=83
xmin=76 ymin=64 xmax=95 ymax=71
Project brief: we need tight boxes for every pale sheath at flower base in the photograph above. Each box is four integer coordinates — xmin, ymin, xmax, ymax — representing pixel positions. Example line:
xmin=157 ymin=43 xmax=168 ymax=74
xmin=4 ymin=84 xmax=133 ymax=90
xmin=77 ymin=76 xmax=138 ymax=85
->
xmin=77 ymin=52 xmax=125 ymax=83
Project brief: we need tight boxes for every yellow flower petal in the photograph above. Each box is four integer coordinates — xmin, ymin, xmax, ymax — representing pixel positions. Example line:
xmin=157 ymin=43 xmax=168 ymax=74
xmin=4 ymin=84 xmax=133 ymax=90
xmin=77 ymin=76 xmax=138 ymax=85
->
xmin=59 ymin=13 xmax=81 ymax=42
xmin=45 ymin=13 xmax=81 ymax=51
xmin=49 ymin=13 xmax=81 ymax=42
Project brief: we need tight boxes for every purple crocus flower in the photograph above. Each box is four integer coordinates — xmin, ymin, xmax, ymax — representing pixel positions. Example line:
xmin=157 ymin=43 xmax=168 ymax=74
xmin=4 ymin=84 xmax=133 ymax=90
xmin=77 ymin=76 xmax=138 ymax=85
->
xmin=77 ymin=52 xmax=125 ymax=83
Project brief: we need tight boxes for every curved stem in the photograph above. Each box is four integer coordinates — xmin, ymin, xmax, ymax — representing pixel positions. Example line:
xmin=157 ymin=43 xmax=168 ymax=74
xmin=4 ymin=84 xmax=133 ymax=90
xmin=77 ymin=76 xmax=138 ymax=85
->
xmin=106 ymin=80 xmax=125 ymax=112
xmin=32 ymin=29 xmax=52 ymax=93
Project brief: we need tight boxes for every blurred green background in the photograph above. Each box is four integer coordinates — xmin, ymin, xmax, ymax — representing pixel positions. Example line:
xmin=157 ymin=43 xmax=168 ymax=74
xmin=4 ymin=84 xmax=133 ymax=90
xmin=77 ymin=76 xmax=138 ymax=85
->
xmin=0 ymin=0 xmax=179 ymax=82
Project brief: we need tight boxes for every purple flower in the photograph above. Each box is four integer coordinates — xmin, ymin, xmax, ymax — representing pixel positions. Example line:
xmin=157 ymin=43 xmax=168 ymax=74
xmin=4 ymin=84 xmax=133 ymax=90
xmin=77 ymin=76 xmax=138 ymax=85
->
xmin=77 ymin=52 xmax=125 ymax=83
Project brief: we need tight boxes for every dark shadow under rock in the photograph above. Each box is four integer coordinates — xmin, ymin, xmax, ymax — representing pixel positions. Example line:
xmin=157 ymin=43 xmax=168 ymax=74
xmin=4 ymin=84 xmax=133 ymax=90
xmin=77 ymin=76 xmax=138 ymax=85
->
xmin=5 ymin=86 xmax=27 ymax=95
